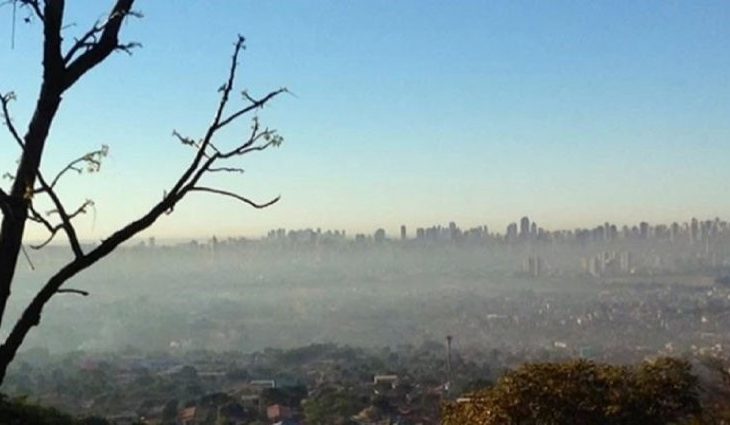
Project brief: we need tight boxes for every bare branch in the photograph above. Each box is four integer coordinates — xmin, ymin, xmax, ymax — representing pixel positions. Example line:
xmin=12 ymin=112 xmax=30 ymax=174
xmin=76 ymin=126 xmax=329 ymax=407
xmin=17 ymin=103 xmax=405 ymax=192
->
xmin=115 ymin=41 xmax=142 ymax=55
xmin=0 ymin=187 xmax=10 ymax=214
xmin=216 ymin=88 xmax=287 ymax=130
xmin=63 ymin=20 xmax=103 ymax=64
xmin=189 ymin=186 xmax=280 ymax=209
xmin=56 ymin=288 xmax=88 ymax=296
xmin=27 ymin=202 xmax=54 ymax=232
xmin=26 ymin=202 xmax=66 ymax=251
xmin=0 ymin=92 xmax=24 ymax=149
xmin=16 ymin=0 xmax=43 ymax=22
xmin=47 ymin=199 xmax=93 ymax=221
xmin=62 ymin=9 xmax=143 ymax=63
xmin=0 ymin=189 xmax=10 ymax=219
xmin=0 ymin=34 xmax=285 ymax=380
xmin=166 ymin=35 xmax=247 ymax=198
xmin=237 ymin=138 xmax=281 ymax=156
xmin=45 ymin=146 xmax=108 ymax=190
xmin=172 ymin=130 xmax=196 ymax=146
xmin=29 ymin=224 xmax=63 ymax=250
xmin=34 ymin=174 xmax=84 ymax=258
xmin=208 ymin=167 xmax=245 ymax=174
xmin=218 ymin=135 xmax=281 ymax=160
xmin=19 ymin=245 xmax=34 ymax=271
xmin=63 ymin=0 xmax=137 ymax=91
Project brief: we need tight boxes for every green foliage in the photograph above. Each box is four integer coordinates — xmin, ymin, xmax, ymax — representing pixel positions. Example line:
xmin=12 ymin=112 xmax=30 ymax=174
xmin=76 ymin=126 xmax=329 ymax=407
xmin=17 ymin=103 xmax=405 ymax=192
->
xmin=260 ymin=385 xmax=308 ymax=407
xmin=0 ymin=394 xmax=112 ymax=425
xmin=442 ymin=357 xmax=701 ymax=425
xmin=303 ymin=387 xmax=368 ymax=425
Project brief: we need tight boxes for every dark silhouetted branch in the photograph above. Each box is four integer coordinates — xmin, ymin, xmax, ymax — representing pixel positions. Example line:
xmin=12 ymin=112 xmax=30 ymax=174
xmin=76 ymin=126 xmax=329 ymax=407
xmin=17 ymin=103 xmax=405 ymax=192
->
xmin=217 ymin=88 xmax=287 ymax=130
xmin=19 ymin=245 xmax=34 ymax=271
xmin=27 ymin=202 xmax=52 ymax=229
xmin=0 ymin=0 xmax=141 ymax=376
xmin=16 ymin=0 xmax=43 ymax=22
xmin=166 ymin=35 xmax=247 ymax=198
xmin=56 ymin=288 xmax=88 ymax=296
xmin=63 ymin=20 xmax=104 ymax=64
xmin=45 ymin=146 xmax=108 ymax=190
xmin=0 ymin=92 xmax=24 ymax=149
xmin=29 ymin=224 xmax=62 ymax=250
xmin=208 ymin=167 xmax=245 ymax=174
xmin=34 ymin=174 xmax=83 ymax=258
xmin=189 ymin=186 xmax=280 ymax=209
xmin=0 ymin=188 xmax=9 ymax=217
xmin=0 ymin=30 xmax=283 ymax=384
xmin=63 ymin=0 xmax=136 ymax=90
xmin=172 ymin=130 xmax=196 ymax=146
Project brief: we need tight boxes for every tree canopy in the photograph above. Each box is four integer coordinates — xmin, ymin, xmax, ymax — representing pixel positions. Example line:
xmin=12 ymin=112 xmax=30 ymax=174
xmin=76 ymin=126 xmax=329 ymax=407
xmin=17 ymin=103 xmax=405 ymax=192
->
xmin=442 ymin=357 xmax=701 ymax=425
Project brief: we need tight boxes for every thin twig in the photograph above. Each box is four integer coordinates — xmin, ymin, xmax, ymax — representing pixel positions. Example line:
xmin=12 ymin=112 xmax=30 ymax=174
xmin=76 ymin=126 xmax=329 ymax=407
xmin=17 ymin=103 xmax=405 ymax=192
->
xmin=189 ymin=186 xmax=279 ymax=209
xmin=0 ymin=92 xmax=25 ymax=149
xmin=208 ymin=167 xmax=245 ymax=174
xmin=35 ymin=174 xmax=84 ymax=258
xmin=56 ymin=288 xmax=89 ymax=296
xmin=216 ymin=88 xmax=286 ymax=130
xmin=20 ymin=245 xmax=34 ymax=271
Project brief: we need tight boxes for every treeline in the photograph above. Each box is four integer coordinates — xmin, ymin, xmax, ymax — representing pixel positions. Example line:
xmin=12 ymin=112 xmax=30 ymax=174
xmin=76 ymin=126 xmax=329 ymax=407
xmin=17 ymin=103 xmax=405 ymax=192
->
xmin=443 ymin=357 xmax=730 ymax=425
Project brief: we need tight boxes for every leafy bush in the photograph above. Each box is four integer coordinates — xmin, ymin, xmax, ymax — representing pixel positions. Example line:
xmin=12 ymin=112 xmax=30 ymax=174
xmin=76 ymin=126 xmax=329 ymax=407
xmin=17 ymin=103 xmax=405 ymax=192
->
xmin=442 ymin=357 xmax=701 ymax=425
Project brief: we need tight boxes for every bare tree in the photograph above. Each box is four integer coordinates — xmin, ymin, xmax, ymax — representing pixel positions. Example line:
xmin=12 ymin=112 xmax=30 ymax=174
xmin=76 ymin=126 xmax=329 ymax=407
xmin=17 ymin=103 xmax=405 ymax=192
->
xmin=0 ymin=0 xmax=285 ymax=382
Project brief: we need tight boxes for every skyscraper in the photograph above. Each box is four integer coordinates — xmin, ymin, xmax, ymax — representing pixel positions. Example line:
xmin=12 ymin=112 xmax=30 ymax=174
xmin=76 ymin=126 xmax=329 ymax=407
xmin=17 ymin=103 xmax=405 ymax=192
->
xmin=506 ymin=223 xmax=518 ymax=242
xmin=520 ymin=216 xmax=530 ymax=240
xmin=639 ymin=222 xmax=649 ymax=239
xmin=690 ymin=218 xmax=699 ymax=244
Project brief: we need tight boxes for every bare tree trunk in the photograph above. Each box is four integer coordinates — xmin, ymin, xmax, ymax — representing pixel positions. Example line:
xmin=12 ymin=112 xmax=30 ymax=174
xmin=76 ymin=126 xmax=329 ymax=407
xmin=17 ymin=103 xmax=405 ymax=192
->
xmin=0 ymin=0 xmax=282 ymax=384
xmin=0 ymin=1 xmax=65 ymax=330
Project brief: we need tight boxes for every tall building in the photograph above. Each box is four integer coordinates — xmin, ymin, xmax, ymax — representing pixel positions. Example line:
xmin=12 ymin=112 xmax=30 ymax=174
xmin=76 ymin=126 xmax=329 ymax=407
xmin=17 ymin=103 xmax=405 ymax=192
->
xmin=619 ymin=251 xmax=632 ymax=274
xmin=690 ymin=218 xmax=700 ymax=244
xmin=449 ymin=221 xmax=458 ymax=242
xmin=639 ymin=222 xmax=649 ymax=239
xmin=374 ymin=228 xmax=386 ymax=243
xmin=400 ymin=225 xmax=407 ymax=241
xmin=670 ymin=222 xmax=680 ymax=243
xmin=523 ymin=256 xmax=544 ymax=277
xmin=506 ymin=223 xmax=518 ymax=242
xmin=520 ymin=216 xmax=530 ymax=240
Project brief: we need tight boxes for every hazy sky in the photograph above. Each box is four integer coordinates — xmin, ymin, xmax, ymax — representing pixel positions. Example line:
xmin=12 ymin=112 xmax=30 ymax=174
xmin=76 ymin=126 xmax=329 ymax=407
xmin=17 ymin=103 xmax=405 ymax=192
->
xmin=1 ymin=1 xmax=730 ymax=241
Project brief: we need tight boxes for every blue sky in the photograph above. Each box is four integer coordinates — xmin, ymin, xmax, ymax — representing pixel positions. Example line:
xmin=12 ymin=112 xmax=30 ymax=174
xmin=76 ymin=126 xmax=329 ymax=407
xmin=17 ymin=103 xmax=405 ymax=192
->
xmin=1 ymin=1 xmax=730 ymax=240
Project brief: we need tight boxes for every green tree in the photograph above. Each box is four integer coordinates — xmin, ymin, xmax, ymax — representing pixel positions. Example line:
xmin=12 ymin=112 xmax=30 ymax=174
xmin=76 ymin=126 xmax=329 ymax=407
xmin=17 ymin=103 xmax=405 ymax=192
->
xmin=303 ymin=387 xmax=367 ymax=425
xmin=442 ymin=357 xmax=701 ymax=425
xmin=0 ymin=394 xmax=80 ymax=425
xmin=160 ymin=399 xmax=178 ymax=425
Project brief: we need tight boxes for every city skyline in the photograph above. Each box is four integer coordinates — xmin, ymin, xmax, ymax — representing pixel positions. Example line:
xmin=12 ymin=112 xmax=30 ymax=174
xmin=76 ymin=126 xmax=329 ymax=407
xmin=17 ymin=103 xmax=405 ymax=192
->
xmin=2 ymin=1 xmax=729 ymax=241
xmin=58 ymin=214 xmax=730 ymax=245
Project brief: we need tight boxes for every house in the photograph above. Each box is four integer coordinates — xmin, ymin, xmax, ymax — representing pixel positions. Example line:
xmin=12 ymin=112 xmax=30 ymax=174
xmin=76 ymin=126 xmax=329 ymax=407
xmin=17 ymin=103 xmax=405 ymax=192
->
xmin=250 ymin=379 xmax=276 ymax=389
xmin=267 ymin=404 xmax=293 ymax=422
xmin=106 ymin=413 xmax=140 ymax=425
xmin=239 ymin=394 xmax=261 ymax=410
xmin=177 ymin=406 xmax=197 ymax=425
xmin=373 ymin=374 xmax=399 ymax=390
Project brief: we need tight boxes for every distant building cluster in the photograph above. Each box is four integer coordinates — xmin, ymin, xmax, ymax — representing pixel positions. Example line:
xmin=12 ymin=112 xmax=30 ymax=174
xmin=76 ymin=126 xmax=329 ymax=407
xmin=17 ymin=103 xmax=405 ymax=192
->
xmin=256 ymin=216 xmax=730 ymax=247
xmin=582 ymin=251 xmax=633 ymax=277
xmin=522 ymin=256 xmax=545 ymax=278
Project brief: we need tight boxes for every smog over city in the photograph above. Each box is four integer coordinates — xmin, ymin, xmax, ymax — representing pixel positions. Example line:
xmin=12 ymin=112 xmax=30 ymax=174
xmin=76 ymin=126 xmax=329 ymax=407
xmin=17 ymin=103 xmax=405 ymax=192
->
xmin=1 ymin=1 xmax=730 ymax=424
xmin=9 ymin=219 xmax=730 ymax=357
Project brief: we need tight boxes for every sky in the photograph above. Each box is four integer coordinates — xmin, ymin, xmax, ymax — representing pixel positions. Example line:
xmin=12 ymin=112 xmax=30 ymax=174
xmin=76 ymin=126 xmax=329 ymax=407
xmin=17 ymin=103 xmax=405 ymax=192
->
xmin=1 ymin=0 xmax=730 ymax=241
